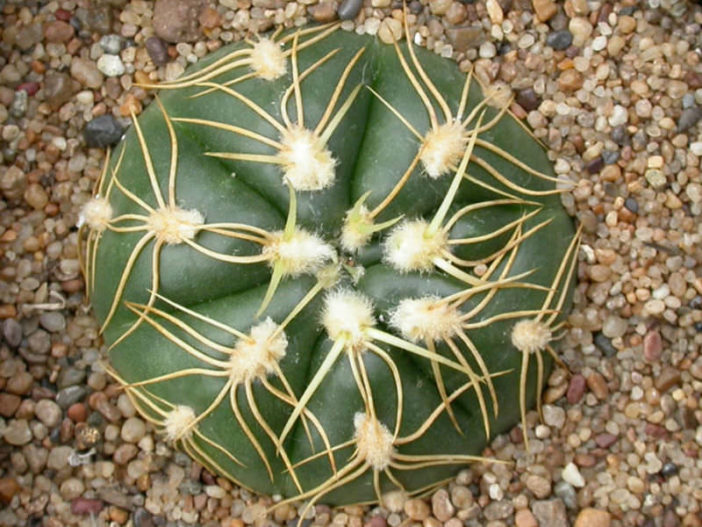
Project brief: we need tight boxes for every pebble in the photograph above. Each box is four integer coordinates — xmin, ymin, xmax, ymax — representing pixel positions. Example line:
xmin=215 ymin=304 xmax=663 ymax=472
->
xmin=446 ymin=26 xmax=485 ymax=52
xmin=532 ymin=0 xmax=557 ymax=21
xmin=677 ymin=107 xmax=702 ymax=132
xmin=594 ymin=433 xmax=617 ymax=448
xmin=483 ymin=500 xmax=514 ymax=521
xmin=97 ymin=54 xmax=126 ymax=77
xmin=574 ymin=508 xmax=611 ymax=527
xmin=0 ymin=393 xmax=21 ymax=417
xmin=58 ymin=367 xmax=86 ymax=389
xmin=145 ymin=37 xmax=170 ymax=66
xmin=71 ymin=498 xmax=104 ymax=515
xmin=121 ymin=417 xmax=147 ymax=443
xmin=542 ymin=405 xmax=565 ymax=428
xmin=56 ymin=386 xmax=87 ymax=409
xmin=546 ymin=30 xmax=572 ymax=50
xmin=404 ymin=499 xmax=430 ymax=520
xmin=310 ymin=2 xmax=337 ymax=23
xmin=48 ymin=446 xmax=74 ymax=470
xmin=594 ymin=332 xmax=616 ymax=356
xmin=654 ymin=367 xmax=681 ymax=392
xmin=153 ymin=0 xmax=206 ymax=43
xmin=553 ymin=480 xmax=577 ymax=509
xmin=516 ymin=88 xmax=540 ymax=112
xmin=525 ymin=475 xmax=551 ymax=499
xmin=2 ymin=319 xmax=22 ymax=347
xmin=531 ymin=500 xmax=567 ymax=527
xmin=338 ymin=0 xmax=362 ymax=20
xmin=602 ymin=316 xmax=627 ymax=338
xmin=568 ymin=17 xmax=593 ymax=47
xmin=4 ymin=419 xmax=33 ymax=445
xmin=0 ymin=477 xmax=20 ymax=505
xmin=71 ymin=58 xmax=104 ymax=89
xmin=44 ymin=72 xmax=74 ymax=110
xmin=561 ymin=462 xmax=585 ymax=487
xmin=114 ymin=443 xmax=139 ymax=464
xmin=35 ymin=399 xmax=62 ymax=428
xmin=643 ymin=330 xmax=662 ymax=361
xmin=515 ymin=509 xmax=537 ymax=527
xmin=377 ymin=18 xmax=402 ymax=45
xmin=40 ymin=312 xmax=66 ymax=332
xmin=84 ymin=115 xmax=125 ymax=147
xmin=99 ymin=34 xmax=124 ymax=54
xmin=6 ymin=371 xmax=33 ymax=395
xmin=60 ymin=478 xmax=85 ymax=500
xmin=586 ymin=372 xmax=609 ymax=399
xmin=431 ymin=489 xmax=454 ymax=521
xmin=43 ymin=20 xmax=75 ymax=43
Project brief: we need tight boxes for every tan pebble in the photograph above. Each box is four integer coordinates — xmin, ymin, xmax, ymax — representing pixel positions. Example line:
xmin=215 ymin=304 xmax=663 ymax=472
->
xmin=574 ymin=508 xmax=610 ymax=527
xmin=486 ymin=0 xmax=503 ymax=24
xmin=588 ymin=265 xmax=611 ymax=282
xmin=429 ymin=0 xmax=452 ymax=16
xmin=569 ymin=17 xmax=593 ymax=47
xmin=444 ymin=2 xmax=467 ymax=25
xmin=525 ymin=475 xmax=551 ymax=499
xmin=377 ymin=18 xmax=403 ymax=44
xmin=404 ymin=499 xmax=430 ymax=521
xmin=24 ymin=183 xmax=49 ymax=210
xmin=617 ymin=16 xmax=636 ymax=34
xmin=586 ymin=372 xmax=609 ymax=400
xmin=643 ymin=299 xmax=665 ymax=316
xmin=558 ymin=70 xmax=583 ymax=91
xmin=515 ymin=509 xmax=537 ymax=527
xmin=532 ymin=0 xmax=558 ymax=21
xmin=654 ymin=367 xmax=681 ymax=392
xmin=431 ymin=489 xmax=455 ymax=521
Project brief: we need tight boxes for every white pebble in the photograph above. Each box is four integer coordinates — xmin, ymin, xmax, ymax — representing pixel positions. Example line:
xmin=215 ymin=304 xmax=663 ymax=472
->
xmin=562 ymin=462 xmax=585 ymax=487
xmin=97 ymin=54 xmax=125 ymax=77
xmin=479 ymin=42 xmax=496 ymax=58
xmin=608 ymin=105 xmax=628 ymax=127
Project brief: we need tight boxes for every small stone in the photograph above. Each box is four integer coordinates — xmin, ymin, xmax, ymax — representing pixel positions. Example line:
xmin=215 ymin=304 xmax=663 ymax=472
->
xmin=569 ymin=17 xmax=593 ymax=47
xmin=574 ymin=508 xmax=610 ymax=527
xmin=542 ymin=404 xmax=566 ymax=428
xmin=532 ymin=500 xmax=567 ymax=527
xmin=71 ymin=498 xmax=104 ymax=515
xmin=446 ymin=26 xmax=485 ymax=52
xmin=35 ymin=399 xmax=62 ymax=428
xmin=44 ymin=72 xmax=74 ymax=110
xmin=57 ymin=368 xmax=86 ymax=389
xmin=594 ymin=332 xmax=617 ymax=357
xmin=3 ymin=318 xmax=22 ymax=347
xmin=404 ymin=499 xmax=430 ymax=521
xmin=377 ymin=18 xmax=403 ymax=44
xmin=589 ymin=265 xmax=612 ymax=283
xmin=24 ymin=183 xmax=49 ymax=210
xmin=121 ymin=417 xmax=146 ymax=443
xmin=558 ymin=70 xmax=583 ymax=91
xmin=84 ymin=115 xmax=125 ymax=148
xmin=133 ymin=508 xmax=154 ymax=527
xmin=586 ymin=372 xmax=609 ymax=399
xmin=99 ymin=34 xmax=124 ymax=54
xmin=484 ymin=500 xmax=514 ymax=521
xmin=67 ymin=403 xmax=88 ymax=422
xmin=16 ymin=24 xmax=43 ymax=51
xmin=71 ymin=58 xmax=104 ymax=89
xmin=526 ymin=475 xmax=551 ymax=499
xmin=43 ymin=21 xmax=75 ymax=43
xmin=643 ymin=330 xmax=662 ymax=362
xmin=602 ymin=316 xmax=627 ymax=338
xmin=608 ymin=105 xmax=628 ymax=127
xmin=594 ymin=433 xmax=617 ymax=448
xmin=516 ymin=88 xmax=540 ymax=111
xmin=445 ymin=2 xmax=467 ymax=25
xmin=60 ymin=478 xmax=85 ymax=500
xmin=486 ymin=0 xmax=504 ymax=24
xmin=0 ymin=393 xmax=21 ymax=417
xmin=532 ymin=0 xmax=558 ymax=21
xmin=0 ymin=477 xmax=21 ymax=505
xmin=97 ymin=54 xmax=126 ymax=77
xmin=4 ymin=419 xmax=33 ymax=445
xmin=113 ymin=443 xmax=139 ymax=465
xmin=145 ymin=37 xmax=169 ymax=66
xmin=6 ymin=371 xmax=33 ymax=395
xmin=553 ymin=480 xmax=577 ymax=509
xmin=546 ymin=30 xmax=572 ymax=50
xmin=56 ymin=386 xmax=87 ymax=409
xmin=515 ymin=509 xmax=537 ymax=527
xmin=660 ymin=462 xmax=678 ymax=478
xmin=479 ymin=41 xmax=497 ymax=58
xmin=153 ymin=0 xmax=207 ymax=43
xmin=338 ymin=0 xmax=362 ymax=20
xmin=431 ymin=489 xmax=455 ymax=521
xmin=561 ymin=462 xmax=585 ymax=487
xmin=310 ymin=2 xmax=337 ymax=23
xmin=677 ymin=107 xmax=702 ymax=132
xmin=47 ymin=446 xmax=74 ymax=470
xmin=654 ymin=367 xmax=681 ymax=392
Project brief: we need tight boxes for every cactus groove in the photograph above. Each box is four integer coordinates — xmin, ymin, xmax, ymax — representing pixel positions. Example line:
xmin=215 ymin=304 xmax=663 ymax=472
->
xmin=80 ymin=21 xmax=579 ymax=506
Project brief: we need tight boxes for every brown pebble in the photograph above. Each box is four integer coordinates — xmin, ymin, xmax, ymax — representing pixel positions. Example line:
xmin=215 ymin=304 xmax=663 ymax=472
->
xmin=654 ymin=367 xmax=681 ymax=392
xmin=71 ymin=498 xmax=104 ymax=515
xmin=109 ymin=506 xmax=130 ymax=524
xmin=586 ymin=372 xmax=609 ymax=400
xmin=309 ymin=1 xmax=338 ymax=23
xmin=113 ymin=443 xmax=138 ymax=465
xmin=594 ymin=433 xmax=617 ymax=448
xmin=566 ymin=374 xmax=586 ymax=404
xmin=67 ymin=402 xmax=87 ymax=422
xmin=198 ymin=6 xmax=221 ymax=28
xmin=43 ymin=21 xmax=75 ymax=43
xmin=0 ymin=304 xmax=18 ymax=319
xmin=574 ymin=508 xmax=611 ymax=527
xmin=532 ymin=0 xmax=558 ymax=21
xmin=153 ymin=0 xmax=207 ymax=43
xmin=0 ymin=393 xmax=22 ymax=417
xmin=558 ymin=69 xmax=583 ymax=91
xmin=0 ymin=477 xmax=21 ymax=504
xmin=643 ymin=330 xmax=662 ymax=362
xmin=574 ymin=453 xmax=596 ymax=467
xmin=6 ymin=371 xmax=33 ymax=396
xmin=515 ymin=508 xmax=538 ymax=527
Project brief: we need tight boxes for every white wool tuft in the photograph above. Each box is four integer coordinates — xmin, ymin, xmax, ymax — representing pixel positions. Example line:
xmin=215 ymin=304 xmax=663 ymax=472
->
xmin=81 ymin=197 xmax=113 ymax=231
xmin=389 ymin=296 xmax=460 ymax=342
xmin=163 ymin=405 xmax=196 ymax=443
xmin=250 ymin=38 xmax=287 ymax=81
xmin=276 ymin=126 xmax=336 ymax=191
xmin=420 ymin=121 xmax=467 ymax=179
xmin=341 ymin=202 xmax=373 ymax=252
xmin=383 ymin=219 xmax=446 ymax=273
xmin=321 ymin=290 xmax=375 ymax=349
xmin=263 ymin=229 xmax=335 ymax=276
xmin=353 ymin=412 xmax=394 ymax=471
xmin=511 ymin=319 xmax=552 ymax=354
xmin=147 ymin=206 xmax=204 ymax=244
xmin=230 ymin=318 xmax=287 ymax=384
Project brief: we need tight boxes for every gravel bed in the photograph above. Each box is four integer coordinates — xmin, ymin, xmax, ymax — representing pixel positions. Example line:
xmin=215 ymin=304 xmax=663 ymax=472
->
xmin=0 ymin=0 xmax=701 ymax=526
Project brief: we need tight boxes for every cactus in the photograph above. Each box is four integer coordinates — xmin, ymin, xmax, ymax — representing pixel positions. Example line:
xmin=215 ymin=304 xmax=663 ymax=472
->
xmin=80 ymin=22 xmax=578 ymax=507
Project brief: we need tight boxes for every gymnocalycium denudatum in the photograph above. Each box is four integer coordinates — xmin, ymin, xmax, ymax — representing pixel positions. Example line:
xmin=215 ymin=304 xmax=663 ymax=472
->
xmin=80 ymin=19 xmax=579 ymax=507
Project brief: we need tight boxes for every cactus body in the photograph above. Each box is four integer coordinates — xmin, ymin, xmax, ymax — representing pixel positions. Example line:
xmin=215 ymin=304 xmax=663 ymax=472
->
xmin=82 ymin=25 xmax=578 ymax=506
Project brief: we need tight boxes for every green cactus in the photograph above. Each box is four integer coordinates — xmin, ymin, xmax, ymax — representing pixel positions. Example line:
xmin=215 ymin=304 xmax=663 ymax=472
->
xmin=80 ymin=22 xmax=578 ymax=507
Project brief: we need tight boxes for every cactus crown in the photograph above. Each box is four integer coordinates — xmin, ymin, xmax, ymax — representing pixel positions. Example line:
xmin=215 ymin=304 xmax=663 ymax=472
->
xmin=81 ymin=20 xmax=578 ymax=507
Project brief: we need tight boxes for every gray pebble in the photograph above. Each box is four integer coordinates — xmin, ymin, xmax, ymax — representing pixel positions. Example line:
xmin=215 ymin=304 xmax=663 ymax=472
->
xmin=57 ymin=367 xmax=87 ymax=389
xmin=594 ymin=331 xmax=617 ymax=357
xmin=546 ymin=30 xmax=572 ymax=51
xmin=35 ymin=399 xmax=62 ymax=428
xmin=99 ymin=34 xmax=124 ymax=54
xmin=624 ymin=197 xmax=639 ymax=213
xmin=3 ymin=318 xmax=23 ymax=347
xmin=611 ymin=125 xmax=630 ymax=145
xmin=682 ymin=93 xmax=695 ymax=109
xmin=97 ymin=54 xmax=126 ymax=77
xmin=27 ymin=329 xmax=51 ymax=354
xmin=47 ymin=445 xmax=74 ymax=470
xmin=337 ymin=0 xmax=363 ymax=20
xmin=677 ymin=106 xmax=702 ymax=132
xmin=56 ymin=385 xmax=87 ymax=409
xmin=10 ymin=90 xmax=28 ymax=118
xmin=532 ymin=499 xmax=568 ymax=527
xmin=483 ymin=500 xmax=514 ymax=521
xmin=3 ymin=419 xmax=33 ymax=445
xmin=84 ymin=115 xmax=125 ymax=148
xmin=602 ymin=150 xmax=619 ymax=165
xmin=40 ymin=312 xmax=66 ymax=333
xmin=133 ymin=508 xmax=155 ymax=527
xmin=553 ymin=481 xmax=577 ymax=509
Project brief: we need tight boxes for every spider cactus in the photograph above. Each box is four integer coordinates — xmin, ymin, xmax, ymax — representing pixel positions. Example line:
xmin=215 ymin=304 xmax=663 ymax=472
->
xmin=81 ymin=22 xmax=578 ymax=507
